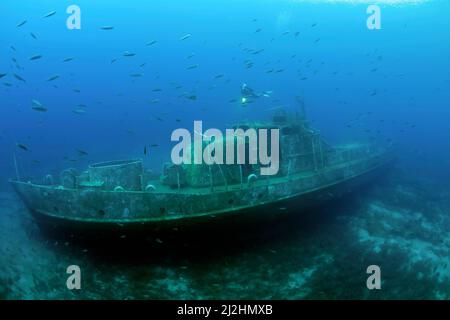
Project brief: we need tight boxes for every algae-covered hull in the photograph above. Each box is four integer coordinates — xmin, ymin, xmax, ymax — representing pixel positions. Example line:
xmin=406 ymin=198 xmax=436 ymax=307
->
xmin=10 ymin=150 xmax=392 ymax=236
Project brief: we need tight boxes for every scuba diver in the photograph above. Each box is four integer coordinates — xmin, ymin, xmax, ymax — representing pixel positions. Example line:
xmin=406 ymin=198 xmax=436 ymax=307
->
xmin=240 ymin=83 xmax=272 ymax=105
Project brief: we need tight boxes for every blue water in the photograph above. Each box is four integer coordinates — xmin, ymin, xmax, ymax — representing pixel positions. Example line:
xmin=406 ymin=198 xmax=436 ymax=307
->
xmin=1 ymin=0 xmax=449 ymax=299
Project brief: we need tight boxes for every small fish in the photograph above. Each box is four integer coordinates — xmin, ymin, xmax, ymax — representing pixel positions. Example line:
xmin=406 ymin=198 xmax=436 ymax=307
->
xmin=179 ymin=34 xmax=191 ymax=41
xmin=150 ymin=144 xmax=159 ymax=147
xmin=13 ymin=74 xmax=26 ymax=82
xmin=47 ymin=75 xmax=59 ymax=81
xmin=73 ymin=88 xmax=81 ymax=93
xmin=139 ymin=63 xmax=146 ymax=67
xmin=144 ymin=146 xmax=147 ymax=155
xmin=186 ymin=64 xmax=198 ymax=70
xmin=100 ymin=26 xmax=114 ymax=30
xmin=130 ymin=73 xmax=143 ymax=78
xmin=186 ymin=95 xmax=197 ymax=100
xmin=77 ymin=149 xmax=88 ymax=156
xmin=43 ymin=10 xmax=56 ymax=18
xmin=30 ymin=54 xmax=42 ymax=61
xmin=32 ymin=106 xmax=48 ymax=112
xmin=72 ymin=108 xmax=86 ymax=115
xmin=255 ymin=28 xmax=262 ymax=33
xmin=146 ymin=40 xmax=157 ymax=46
xmin=111 ymin=58 xmax=117 ymax=64
xmin=311 ymin=23 xmax=317 ymax=27
xmin=0 ymin=73 xmax=6 ymax=79
xmin=123 ymin=51 xmax=136 ymax=57
xmin=16 ymin=143 xmax=28 ymax=151
xmin=17 ymin=20 xmax=27 ymax=27
xmin=152 ymin=88 xmax=162 ymax=92
xmin=282 ymin=30 xmax=290 ymax=35
xmin=30 ymin=32 xmax=37 ymax=39
xmin=62 ymin=57 xmax=74 ymax=62
xmin=3 ymin=82 xmax=12 ymax=87
xmin=214 ymin=74 xmax=224 ymax=79
xmin=10 ymin=46 xmax=16 ymax=51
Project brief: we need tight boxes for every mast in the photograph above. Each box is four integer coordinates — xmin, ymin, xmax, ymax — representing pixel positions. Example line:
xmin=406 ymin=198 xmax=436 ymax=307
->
xmin=13 ymin=152 xmax=20 ymax=181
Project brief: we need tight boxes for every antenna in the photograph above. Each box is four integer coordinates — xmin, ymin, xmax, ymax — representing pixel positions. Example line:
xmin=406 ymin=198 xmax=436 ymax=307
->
xmin=13 ymin=152 xmax=20 ymax=181
xmin=296 ymin=96 xmax=306 ymax=119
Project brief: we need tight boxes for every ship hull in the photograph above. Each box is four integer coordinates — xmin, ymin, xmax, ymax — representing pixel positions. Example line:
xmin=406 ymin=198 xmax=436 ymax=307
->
xmin=10 ymin=158 xmax=391 ymax=237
